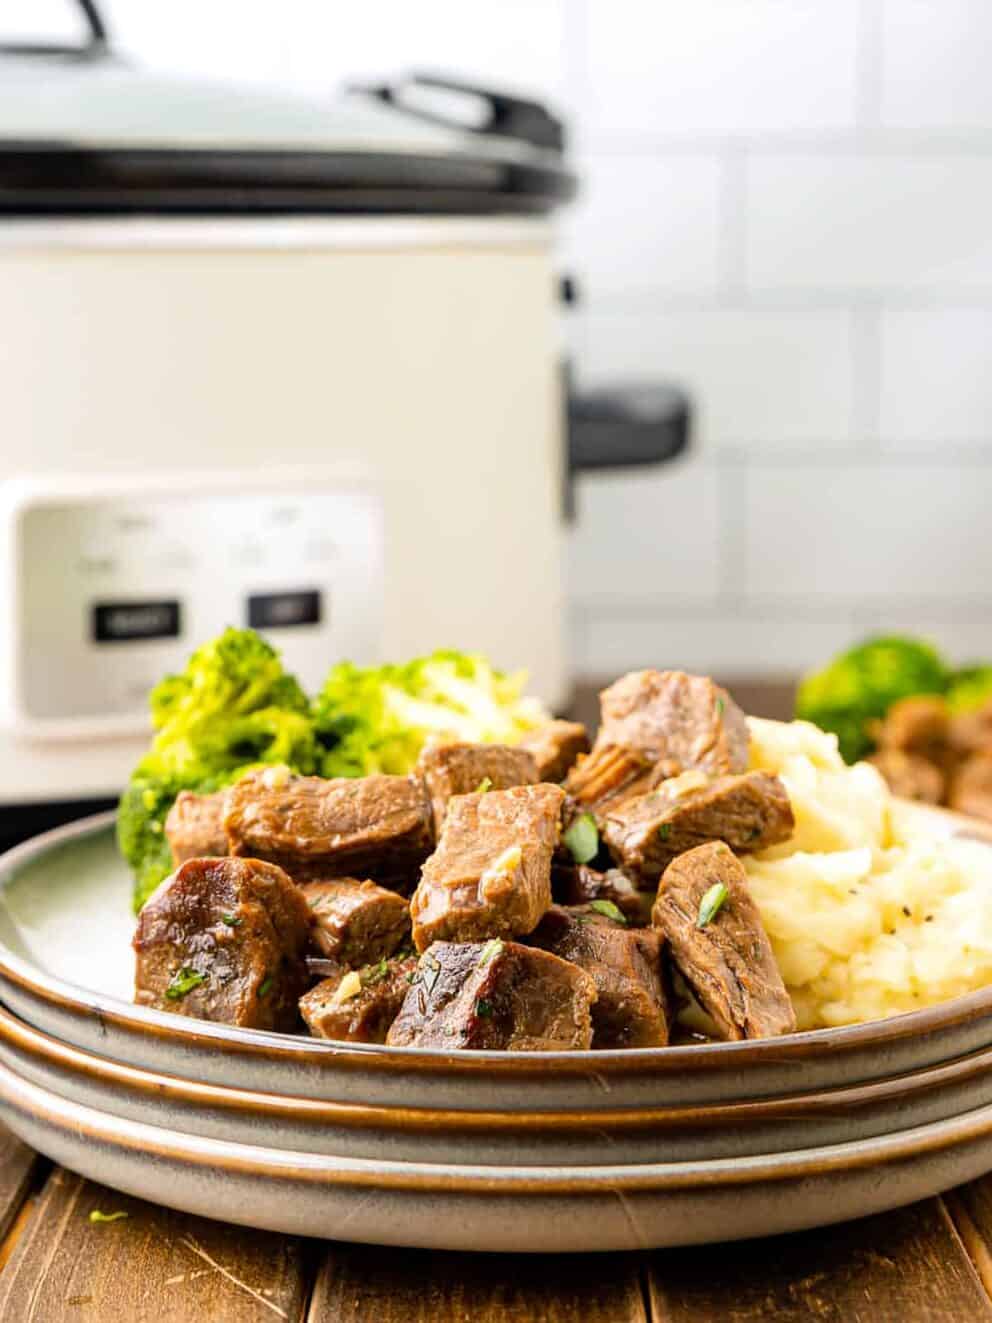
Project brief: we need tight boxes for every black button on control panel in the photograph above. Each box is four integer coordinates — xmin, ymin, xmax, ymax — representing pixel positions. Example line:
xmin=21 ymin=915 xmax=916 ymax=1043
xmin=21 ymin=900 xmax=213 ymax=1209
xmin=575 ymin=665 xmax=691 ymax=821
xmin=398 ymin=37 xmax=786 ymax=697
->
xmin=247 ymin=590 xmax=322 ymax=630
xmin=92 ymin=600 xmax=182 ymax=643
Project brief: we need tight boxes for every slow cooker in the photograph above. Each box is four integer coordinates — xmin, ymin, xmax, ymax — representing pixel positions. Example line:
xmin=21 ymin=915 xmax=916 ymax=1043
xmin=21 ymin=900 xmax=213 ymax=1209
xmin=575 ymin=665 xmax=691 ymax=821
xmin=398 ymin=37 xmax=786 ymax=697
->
xmin=0 ymin=0 xmax=687 ymax=844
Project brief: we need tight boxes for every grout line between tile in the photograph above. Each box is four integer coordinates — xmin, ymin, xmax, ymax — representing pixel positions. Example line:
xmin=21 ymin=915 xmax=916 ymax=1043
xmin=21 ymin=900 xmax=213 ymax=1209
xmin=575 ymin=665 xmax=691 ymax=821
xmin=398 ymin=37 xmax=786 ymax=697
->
xmin=855 ymin=0 xmax=884 ymax=129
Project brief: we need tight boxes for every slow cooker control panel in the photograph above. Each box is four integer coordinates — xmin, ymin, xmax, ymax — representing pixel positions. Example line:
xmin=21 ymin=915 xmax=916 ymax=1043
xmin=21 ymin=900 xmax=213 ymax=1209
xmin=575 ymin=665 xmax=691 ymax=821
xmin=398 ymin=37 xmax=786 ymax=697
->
xmin=1 ymin=475 xmax=383 ymax=739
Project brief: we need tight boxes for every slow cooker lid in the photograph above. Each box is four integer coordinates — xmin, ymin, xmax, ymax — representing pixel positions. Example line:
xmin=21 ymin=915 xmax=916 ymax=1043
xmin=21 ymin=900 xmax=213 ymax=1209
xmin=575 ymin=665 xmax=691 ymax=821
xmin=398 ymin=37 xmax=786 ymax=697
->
xmin=0 ymin=10 xmax=575 ymax=215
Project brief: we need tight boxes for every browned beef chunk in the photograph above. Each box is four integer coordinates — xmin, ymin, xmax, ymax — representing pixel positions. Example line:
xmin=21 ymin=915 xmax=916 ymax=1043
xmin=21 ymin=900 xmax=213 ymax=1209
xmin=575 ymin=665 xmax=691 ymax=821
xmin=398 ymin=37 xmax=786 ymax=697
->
xmin=868 ymin=748 xmax=945 ymax=805
xmin=564 ymin=744 xmax=656 ymax=808
xmin=596 ymin=670 xmax=749 ymax=776
xmin=300 ymin=955 xmax=417 ymax=1043
xmin=949 ymin=753 xmax=992 ymax=821
xmin=300 ymin=878 xmax=411 ymax=966
xmin=652 ymin=841 xmax=795 ymax=1040
xmin=410 ymin=783 xmax=563 ymax=951
xmin=529 ymin=905 xmax=668 ymax=1048
xmin=133 ymin=857 xmax=312 ymax=1031
xmin=164 ymin=790 xmax=228 ymax=866
xmin=519 ymin=720 xmax=591 ymax=783
xmin=416 ymin=741 xmax=537 ymax=835
xmin=872 ymin=695 xmax=950 ymax=758
xmin=949 ymin=703 xmax=992 ymax=756
xmin=386 ymin=939 xmax=595 ymax=1050
xmin=552 ymin=863 xmax=654 ymax=926
xmin=601 ymin=770 xmax=794 ymax=885
xmin=224 ymin=770 xmax=433 ymax=887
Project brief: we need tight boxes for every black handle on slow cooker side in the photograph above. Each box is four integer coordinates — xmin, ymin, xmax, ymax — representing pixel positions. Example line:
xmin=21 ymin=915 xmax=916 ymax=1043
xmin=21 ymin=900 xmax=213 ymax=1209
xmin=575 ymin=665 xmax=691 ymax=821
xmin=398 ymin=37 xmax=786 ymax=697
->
xmin=568 ymin=384 xmax=691 ymax=474
xmin=562 ymin=379 xmax=692 ymax=521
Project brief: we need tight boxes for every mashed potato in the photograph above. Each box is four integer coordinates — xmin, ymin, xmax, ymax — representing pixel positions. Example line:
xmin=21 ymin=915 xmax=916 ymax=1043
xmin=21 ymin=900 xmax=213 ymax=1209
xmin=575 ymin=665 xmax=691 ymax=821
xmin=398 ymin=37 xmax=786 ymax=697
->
xmin=743 ymin=717 xmax=992 ymax=1029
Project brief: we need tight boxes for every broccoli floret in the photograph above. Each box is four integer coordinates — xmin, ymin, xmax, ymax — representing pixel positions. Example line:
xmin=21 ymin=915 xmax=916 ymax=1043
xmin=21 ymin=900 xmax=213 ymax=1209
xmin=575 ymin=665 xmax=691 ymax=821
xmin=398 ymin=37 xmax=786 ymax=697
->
xmin=120 ymin=635 xmax=549 ymax=909
xmin=796 ymin=636 xmax=949 ymax=763
xmin=118 ymin=628 xmax=318 ymax=910
xmin=313 ymin=650 xmax=549 ymax=778
xmin=947 ymin=665 xmax=992 ymax=714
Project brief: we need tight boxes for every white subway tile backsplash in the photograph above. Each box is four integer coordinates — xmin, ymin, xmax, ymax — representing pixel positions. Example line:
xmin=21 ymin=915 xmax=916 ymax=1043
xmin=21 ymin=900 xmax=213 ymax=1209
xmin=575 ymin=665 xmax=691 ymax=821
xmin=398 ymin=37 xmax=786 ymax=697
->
xmin=567 ymin=458 xmax=720 ymax=607
xmin=571 ymin=610 xmax=862 ymax=677
xmin=880 ymin=308 xmax=992 ymax=446
xmin=575 ymin=308 xmax=855 ymax=447
xmin=18 ymin=0 xmax=992 ymax=681
xmin=746 ymin=155 xmax=992 ymax=293
xmin=583 ymin=0 xmax=859 ymax=138
xmin=743 ymin=464 xmax=992 ymax=600
xmin=880 ymin=0 xmax=992 ymax=131
xmin=562 ymin=154 xmax=722 ymax=299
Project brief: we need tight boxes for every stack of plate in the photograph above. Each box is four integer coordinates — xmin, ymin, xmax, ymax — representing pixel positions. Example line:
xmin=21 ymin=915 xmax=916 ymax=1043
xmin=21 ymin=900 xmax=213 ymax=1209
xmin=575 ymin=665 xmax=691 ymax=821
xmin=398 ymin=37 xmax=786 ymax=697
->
xmin=1 ymin=810 xmax=992 ymax=1252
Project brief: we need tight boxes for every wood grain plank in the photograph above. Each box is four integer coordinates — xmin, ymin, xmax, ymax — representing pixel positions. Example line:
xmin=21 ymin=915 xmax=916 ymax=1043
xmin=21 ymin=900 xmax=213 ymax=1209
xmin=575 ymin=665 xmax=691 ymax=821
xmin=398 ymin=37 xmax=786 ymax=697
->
xmin=0 ymin=1125 xmax=41 ymax=1246
xmin=0 ymin=1167 xmax=313 ymax=1323
xmin=945 ymin=1175 xmax=992 ymax=1300
xmin=648 ymin=1199 xmax=992 ymax=1323
xmin=308 ymin=1243 xmax=647 ymax=1323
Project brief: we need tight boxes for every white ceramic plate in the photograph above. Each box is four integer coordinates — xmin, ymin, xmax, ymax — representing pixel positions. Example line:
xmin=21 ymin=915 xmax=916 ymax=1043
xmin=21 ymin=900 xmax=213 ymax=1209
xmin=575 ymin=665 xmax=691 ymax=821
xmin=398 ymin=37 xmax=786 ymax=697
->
xmin=5 ymin=1002 xmax=992 ymax=1167
xmin=4 ymin=813 xmax=992 ymax=1114
xmin=4 ymin=1051 xmax=992 ymax=1252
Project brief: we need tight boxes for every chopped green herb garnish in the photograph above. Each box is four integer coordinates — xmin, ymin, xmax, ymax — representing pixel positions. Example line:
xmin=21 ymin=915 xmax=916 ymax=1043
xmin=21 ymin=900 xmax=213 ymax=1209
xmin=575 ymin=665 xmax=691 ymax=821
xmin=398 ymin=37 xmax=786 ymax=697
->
xmin=478 ymin=938 xmax=504 ymax=967
xmin=475 ymin=998 xmax=493 ymax=1018
xmin=419 ymin=952 xmax=442 ymax=997
xmin=258 ymin=974 xmax=274 ymax=998
xmin=716 ymin=697 xmax=725 ymax=716
xmin=89 ymin=1209 xmax=128 ymax=1224
xmin=748 ymin=826 xmax=762 ymax=842
xmin=220 ymin=913 xmax=242 ymax=927
xmin=697 ymin=882 xmax=729 ymax=929
xmin=165 ymin=967 xmax=207 ymax=1000
xmin=361 ymin=958 xmax=389 ymax=987
xmin=475 ymin=776 xmax=493 ymax=794
xmin=657 ymin=823 xmax=672 ymax=841
xmin=589 ymin=898 xmax=627 ymax=925
xmin=562 ymin=812 xmax=599 ymax=865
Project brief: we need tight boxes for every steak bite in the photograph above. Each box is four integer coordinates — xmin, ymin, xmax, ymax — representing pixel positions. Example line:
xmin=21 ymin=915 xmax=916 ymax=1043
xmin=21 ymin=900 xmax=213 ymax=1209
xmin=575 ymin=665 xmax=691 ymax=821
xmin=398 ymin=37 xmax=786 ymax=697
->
xmin=949 ymin=752 xmax=992 ymax=821
xmin=564 ymin=744 xmax=654 ymax=809
xmin=416 ymin=741 xmax=537 ymax=835
xmin=601 ymin=770 xmax=794 ymax=886
xmin=552 ymin=863 xmax=654 ymax=926
xmin=300 ymin=878 xmax=411 ymax=967
xmin=410 ymin=783 xmax=564 ymax=951
xmin=868 ymin=749 xmax=945 ymax=805
xmin=872 ymin=695 xmax=950 ymax=759
xmin=224 ymin=770 xmax=433 ymax=888
xmin=652 ymin=841 xmax=795 ymax=1040
xmin=133 ymin=856 xmax=312 ymax=1032
xmin=949 ymin=703 xmax=992 ymax=756
xmin=596 ymin=669 xmax=749 ymax=777
xmin=386 ymin=939 xmax=596 ymax=1050
xmin=529 ymin=905 xmax=668 ymax=1048
xmin=300 ymin=954 xmax=417 ymax=1043
xmin=519 ymin=720 xmax=591 ymax=783
xmin=164 ymin=790 xmax=228 ymax=866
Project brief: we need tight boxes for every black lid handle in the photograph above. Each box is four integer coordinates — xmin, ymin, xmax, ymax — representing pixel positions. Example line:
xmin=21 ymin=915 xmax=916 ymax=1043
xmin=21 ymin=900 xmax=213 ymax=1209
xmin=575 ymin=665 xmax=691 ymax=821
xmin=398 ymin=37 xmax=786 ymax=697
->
xmin=352 ymin=73 xmax=565 ymax=153
xmin=76 ymin=0 xmax=108 ymax=45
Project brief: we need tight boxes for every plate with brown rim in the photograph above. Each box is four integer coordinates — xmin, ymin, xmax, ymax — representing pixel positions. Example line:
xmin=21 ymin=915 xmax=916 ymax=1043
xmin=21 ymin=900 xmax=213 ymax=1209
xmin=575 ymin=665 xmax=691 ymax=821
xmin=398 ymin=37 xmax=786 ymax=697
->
xmin=5 ymin=1000 xmax=992 ymax=1167
xmin=1 ymin=809 xmax=992 ymax=1117
xmin=4 ymin=1048 xmax=992 ymax=1251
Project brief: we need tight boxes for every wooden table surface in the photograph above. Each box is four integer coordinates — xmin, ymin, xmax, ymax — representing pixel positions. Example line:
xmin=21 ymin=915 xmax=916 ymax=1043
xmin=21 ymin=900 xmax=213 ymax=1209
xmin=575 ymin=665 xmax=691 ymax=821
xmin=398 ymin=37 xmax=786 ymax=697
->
xmin=1 ymin=1129 xmax=992 ymax=1321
